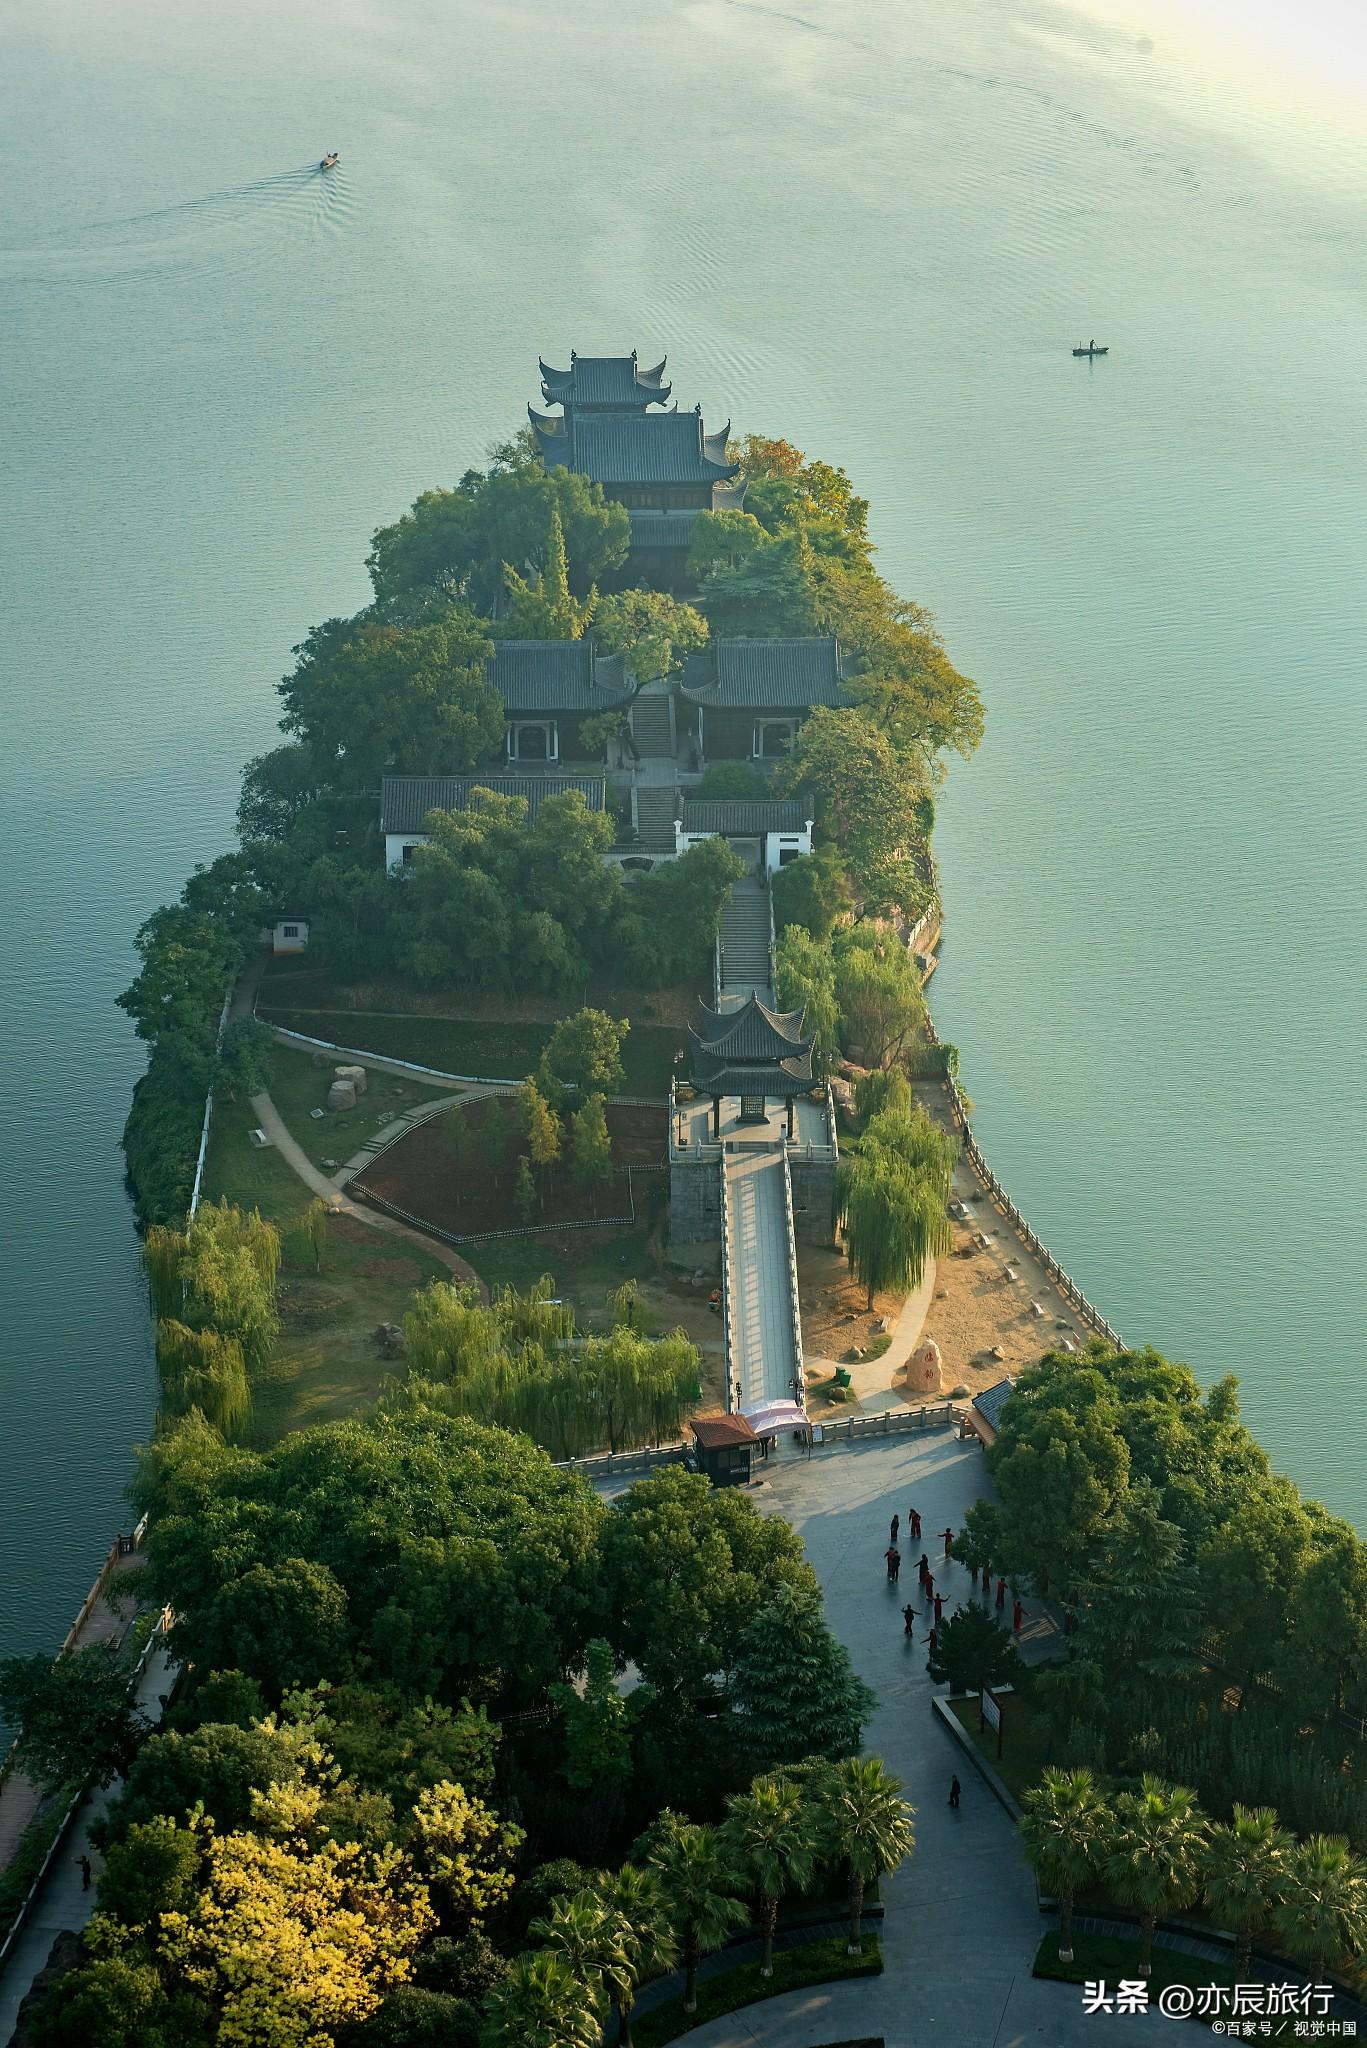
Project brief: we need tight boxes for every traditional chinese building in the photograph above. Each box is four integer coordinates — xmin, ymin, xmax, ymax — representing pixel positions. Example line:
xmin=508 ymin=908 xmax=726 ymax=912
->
xmin=484 ymin=638 xmax=632 ymax=765
xmin=680 ymin=637 xmax=854 ymax=763
xmin=687 ymin=992 xmax=817 ymax=1136
xmin=531 ymin=353 xmax=744 ymax=589
xmin=537 ymin=351 xmax=672 ymax=417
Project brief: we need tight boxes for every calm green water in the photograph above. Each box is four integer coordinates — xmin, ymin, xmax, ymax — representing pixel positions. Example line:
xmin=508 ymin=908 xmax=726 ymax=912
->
xmin=2 ymin=0 xmax=1364 ymax=1658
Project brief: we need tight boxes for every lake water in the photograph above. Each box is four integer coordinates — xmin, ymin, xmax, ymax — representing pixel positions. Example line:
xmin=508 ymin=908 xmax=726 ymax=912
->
xmin=2 ymin=0 xmax=1364 ymax=1661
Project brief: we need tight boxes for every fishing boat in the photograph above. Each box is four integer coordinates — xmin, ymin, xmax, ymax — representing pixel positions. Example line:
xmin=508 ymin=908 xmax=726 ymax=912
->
xmin=1072 ymin=342 xmax=1108 ymax=357
xmin=319 ymin=152 xmax=340 ymax=171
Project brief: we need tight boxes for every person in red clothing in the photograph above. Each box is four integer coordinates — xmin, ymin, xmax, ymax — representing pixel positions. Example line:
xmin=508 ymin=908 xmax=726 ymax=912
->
xmin=923 ymin=1626 xmax=938 ymax=1660
xmin=923 ymin=1570 xmax=935 ymax=1604
xmin=996 ymin=1576 xmax=1007 ymax=1609
xmin=1013 ymin=1599 xmax=1025 ymax=1634
xmin=940 ymin=1526 xmax=954 ymax=1557
xmin=885 ymin=1546 xmax=902 ymax=1581
xmin=909 ymin=1508 xmax=922 ymax=1540
xmin=934 ymin=1591 xmax=945 ymax=1624
xmin=917 ymin=1553 xmax=930 ymax=1585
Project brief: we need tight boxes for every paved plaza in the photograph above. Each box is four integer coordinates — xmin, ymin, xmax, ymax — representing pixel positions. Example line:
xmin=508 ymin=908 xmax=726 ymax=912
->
xmin=678 ymin=1431 xmax=1166 ymax=2047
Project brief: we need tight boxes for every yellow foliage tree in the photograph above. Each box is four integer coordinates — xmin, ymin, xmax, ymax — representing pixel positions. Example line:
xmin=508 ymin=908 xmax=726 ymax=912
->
xmin=160 ymin=1780 xmax=432 ymax=2048
xmin=409 ymin=1778 xmax=523 ymax=1925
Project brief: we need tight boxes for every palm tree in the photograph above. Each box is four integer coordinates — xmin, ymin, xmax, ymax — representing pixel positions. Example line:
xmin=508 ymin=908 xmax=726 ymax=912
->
xmin=721 ymin=1774 xmax=818 ymax=1977
xmin=528 ymin=1889 xmax=624 ymax=2011
xmin=480 ymin=1950 xmax=603 ymax=2048
xmin=1201 ymin=1805 xmax=1294 ymax=1976
xmin=647 ymin=1817 xmax=749 ymax=2013
xmin=1019 ymin=1765 xmax=1109 ymax=1964
xmin=1102 ymin=1774 xmax=1210 ymax=1977
xmin=811 ymin=1755 xmax=915 ymax=1954
xmin=592 ymin=1863 xmax=679 ymax=2048
xmin=1273 ymin=1833 xmax=1367 ymax=1979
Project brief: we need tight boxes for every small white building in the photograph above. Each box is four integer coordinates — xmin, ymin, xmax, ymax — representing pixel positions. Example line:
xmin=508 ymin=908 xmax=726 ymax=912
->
xmin=266 ymin=917 xmax=309 ymax=955
xmin=674 ymin=800 xmax=813 ymax=877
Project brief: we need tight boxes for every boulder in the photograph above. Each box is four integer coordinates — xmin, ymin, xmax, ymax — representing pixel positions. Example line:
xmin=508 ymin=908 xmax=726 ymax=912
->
xmin=327 ymin=1079 xmax=358 ymax=1112
xmin=335 ymin=1064 xmax=368 ymax=1096
xmin=312 ymin=1049 xmax=332 ymax=1070
xmin=907 ymin=1339 xmax=943 ymax=1394
xmin=950 ymin=1382 xmax=971 ymax=1398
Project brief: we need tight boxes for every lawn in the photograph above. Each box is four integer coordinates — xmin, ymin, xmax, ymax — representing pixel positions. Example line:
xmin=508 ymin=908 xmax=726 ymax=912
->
xmin=943 ymin=1694 xmax=1052 ymax=1804
xmin=636 ymin=1937 xmax=882 ymax=2048
xmin=259 ymin=1006 xmax=682 ymax=1096
xmin=265 ymin=1044 xmax=453 ymax=1172
xmin=200 ymin=1095 xmax=449 ymax=1446
xmin=463 ymin=1225 xmax=659 ymax=1324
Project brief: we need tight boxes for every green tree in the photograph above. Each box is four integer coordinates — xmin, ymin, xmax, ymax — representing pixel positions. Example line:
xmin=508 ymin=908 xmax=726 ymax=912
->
xmin=722 ymin=1774 xmax=818 ymax=1977
xmin=98 ymin=1718 xmax=318 ymax=1844
xmin=1201 ymin=1805 xmax=1294 ymax=1977
xmin=0 ymin=1643 xmax=148 ymax=1791
xmin=302 ymin=1196 xmax=330 ymax=1273
xmin=925 ymin=1604 xmax=1021 ymax=1696
xmin=618 ymin=837 xmax=746 ymax=986
xmin=773 ymin=927 xmax=840 ymax=1076
xmin=810 ymin=1755 xmax=915 ymax=1955
xmin=775 ymin=709 xmax=935 ymax=919
xmin=1019 ymin=1766 xmax=1109 ymax=1964
xmin=190 ymin=1556 xmax=352 ymax=1691
xmin=277 ymin=613 xmax=502 ymax=789
xmin=367 ymin=458 xmax=628 ymax=621
xmin=217 ymin=1015 xmax=275 ymax=1099
xmin=730 ymin=1583 xmax=875 ymax=1769
xmin=690 ymin=517 xmax=821 ymax=639
xmin=518 ymin=1080 xmax=562 ymax=1189
xmin=501 ymin=505 xmax=595 ymax=640
xmin=695 ymin=761 xmax=769 ymax=801
xmin=235 ymin=742 xmax=320 ymax=843
xmin=97 ymin=1818 xmax=203 ymax=1928
xmin=594 ymin=589 xmax=709 ymax=683
xmin=836 ymin=1147 xmax=951 ymax=1309
xmin=770 ymin=843 xmax=854 ymax=942
xmin=832 ymin=929 xmax=928 ymax=1070
xmin=513 ymin=1155 xmax=536 ymax=1224
xmin=646 ymin=1816 xmax=747 ymax=2013
xmin=1103 ymin=1775 xmax=1210 ymax=1977
xmin=594 ymin=1468 xmax=817 ymax=1706
xmin=591 ymin=1864 xmax=678 ymax=2048
xmin=549 ymin=1638 xmax=633 ymax=1794
xmin=1273 ymin=1833 xmax=1367 ymax=1977
xmin=480 ymin=1950 xmax=604 ymax=2048
xmin=569 ymin=1093 xmax=613 ymax=1191
xmin=154 ymin=1320 xmax=251 ymax=1436
xmin=537 ymin=1009 xmax=628 ymax=1110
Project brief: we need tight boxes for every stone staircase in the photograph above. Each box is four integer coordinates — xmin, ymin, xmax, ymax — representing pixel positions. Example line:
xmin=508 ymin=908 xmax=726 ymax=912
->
xmin=630 ymin=690 xmax=674 ymax=758
xmin=718 ymin=876 xmax=773 ymax=1002
xmin=635 ymin=786 xmax=679 ymax=852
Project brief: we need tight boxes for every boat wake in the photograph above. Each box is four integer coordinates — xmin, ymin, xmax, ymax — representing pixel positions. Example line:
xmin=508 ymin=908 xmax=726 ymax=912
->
xmin=0 ymin=164 xmax=353 ymax=287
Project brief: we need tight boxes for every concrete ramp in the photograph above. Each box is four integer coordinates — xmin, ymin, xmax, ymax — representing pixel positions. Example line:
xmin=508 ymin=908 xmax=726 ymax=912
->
xmin=724 ymin=1146 xmax=803 ymax=1413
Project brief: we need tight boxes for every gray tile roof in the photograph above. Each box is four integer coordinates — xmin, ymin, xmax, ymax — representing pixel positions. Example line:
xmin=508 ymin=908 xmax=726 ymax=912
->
xmin=531 ymin=408 xmax=738 ymax=487
xmin=692 ymin=994 xmax=810 ymax=1058
xmin=381 ymin=775 xmax=606 ymax=835
xmin=681 ymin=638 xmax=851 ymax=708
xmin=628 ymin=509 xmax=700 ymax=549
xmin=682 ymin=800 xmax=810 ymax=836
xmin=972 ymin=1378 xmax=1016 ymax=1432
xmin=539 ymin=353 xmax=670 ymax=410
xmin=689 ymin=1053 xmax=816 ymax=1096
xmin=486 ymin=640 xmax=631 ymax=712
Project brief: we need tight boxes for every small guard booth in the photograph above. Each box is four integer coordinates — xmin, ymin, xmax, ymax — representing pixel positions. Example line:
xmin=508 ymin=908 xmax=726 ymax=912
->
xmin=690 ymin=1413 xmax=760 ymax=1488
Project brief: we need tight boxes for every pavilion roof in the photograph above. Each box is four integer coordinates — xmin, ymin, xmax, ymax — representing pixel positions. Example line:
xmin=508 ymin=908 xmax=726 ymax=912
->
xmin=691 ymin=991 xmax=810 ymax=1060
xmin=681 ymin=637 xmax=852 ymax=708
xmin=530 ymin=406 xmax=739 ymax=487
xmin=539 ymin=352 xmax=671 ymax=411
xmin=689 ymin=1052 xmax=816 ymax=1097
xmin=485 ymin=639 xmax=632 ymax=711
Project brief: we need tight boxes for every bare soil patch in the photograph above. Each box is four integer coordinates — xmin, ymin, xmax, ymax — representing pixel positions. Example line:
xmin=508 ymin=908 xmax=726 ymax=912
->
xmin=357 ymin=1099 xmax=667 ymax=1238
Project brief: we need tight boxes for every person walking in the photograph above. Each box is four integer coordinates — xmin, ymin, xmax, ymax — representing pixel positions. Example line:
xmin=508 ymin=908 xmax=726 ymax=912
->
xmin=77 ymin=1854 xmax=92 ymax=1891
xmin=909 ymin=1508 xmax=922 ymax=1540
xmin=923 ymin=1569 xmax=935 ymax=1604
xmin=934 ymin=1590 xmax=945 ymax=1624
xmin=885 ymin=1546 xmax=902 ymax=1582
xmin=940 ymin=1526 xmax=954 ymax=1558
xmin=948 ymin=1776 xmax=961 ymax=1809
xmin=903 ymin=1603 xmax=917 ymax=1636
xmin=918 ymin=1553 xmax=930 ymax=1585
xmin=996 ymin=1575 xmax=1007 ymax=1610
xmin=923 ymin=1626 xmax=938 ymax=1662
xmin=890 ymin=1512 xmax=900 ymax=1546
xmin=1013 ymin=1598 xmax=1025 ymax=1634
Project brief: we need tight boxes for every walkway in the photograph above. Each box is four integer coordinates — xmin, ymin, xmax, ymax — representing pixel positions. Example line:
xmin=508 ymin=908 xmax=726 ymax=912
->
xmin=725 ymin=1151 xmax=800 ymax=1412
xmin=0 ymin=1639 xmax=177 ymax=2046
xmin=717 ymin=874 xmax=773 ymax=1006
xmin=669 ymin=1432 xmax=1163 ymax=2046
xmin=0 ymin=1554 xmax=146 ymax=1878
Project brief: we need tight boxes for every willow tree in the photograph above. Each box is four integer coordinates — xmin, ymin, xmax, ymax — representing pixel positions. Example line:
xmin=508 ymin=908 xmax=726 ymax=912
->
xmin=155 ymin=1320 xmax=251 ymax=1437
xmin=837 ymin=1150 xmax=951 ymax=1309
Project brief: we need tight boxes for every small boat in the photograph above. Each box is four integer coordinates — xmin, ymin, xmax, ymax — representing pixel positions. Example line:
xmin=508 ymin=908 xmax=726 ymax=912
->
xmin=1072 ymin=342 xmax=1108 ymax=357
xmin=319 ymin=152 xmax=340 ymax=171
